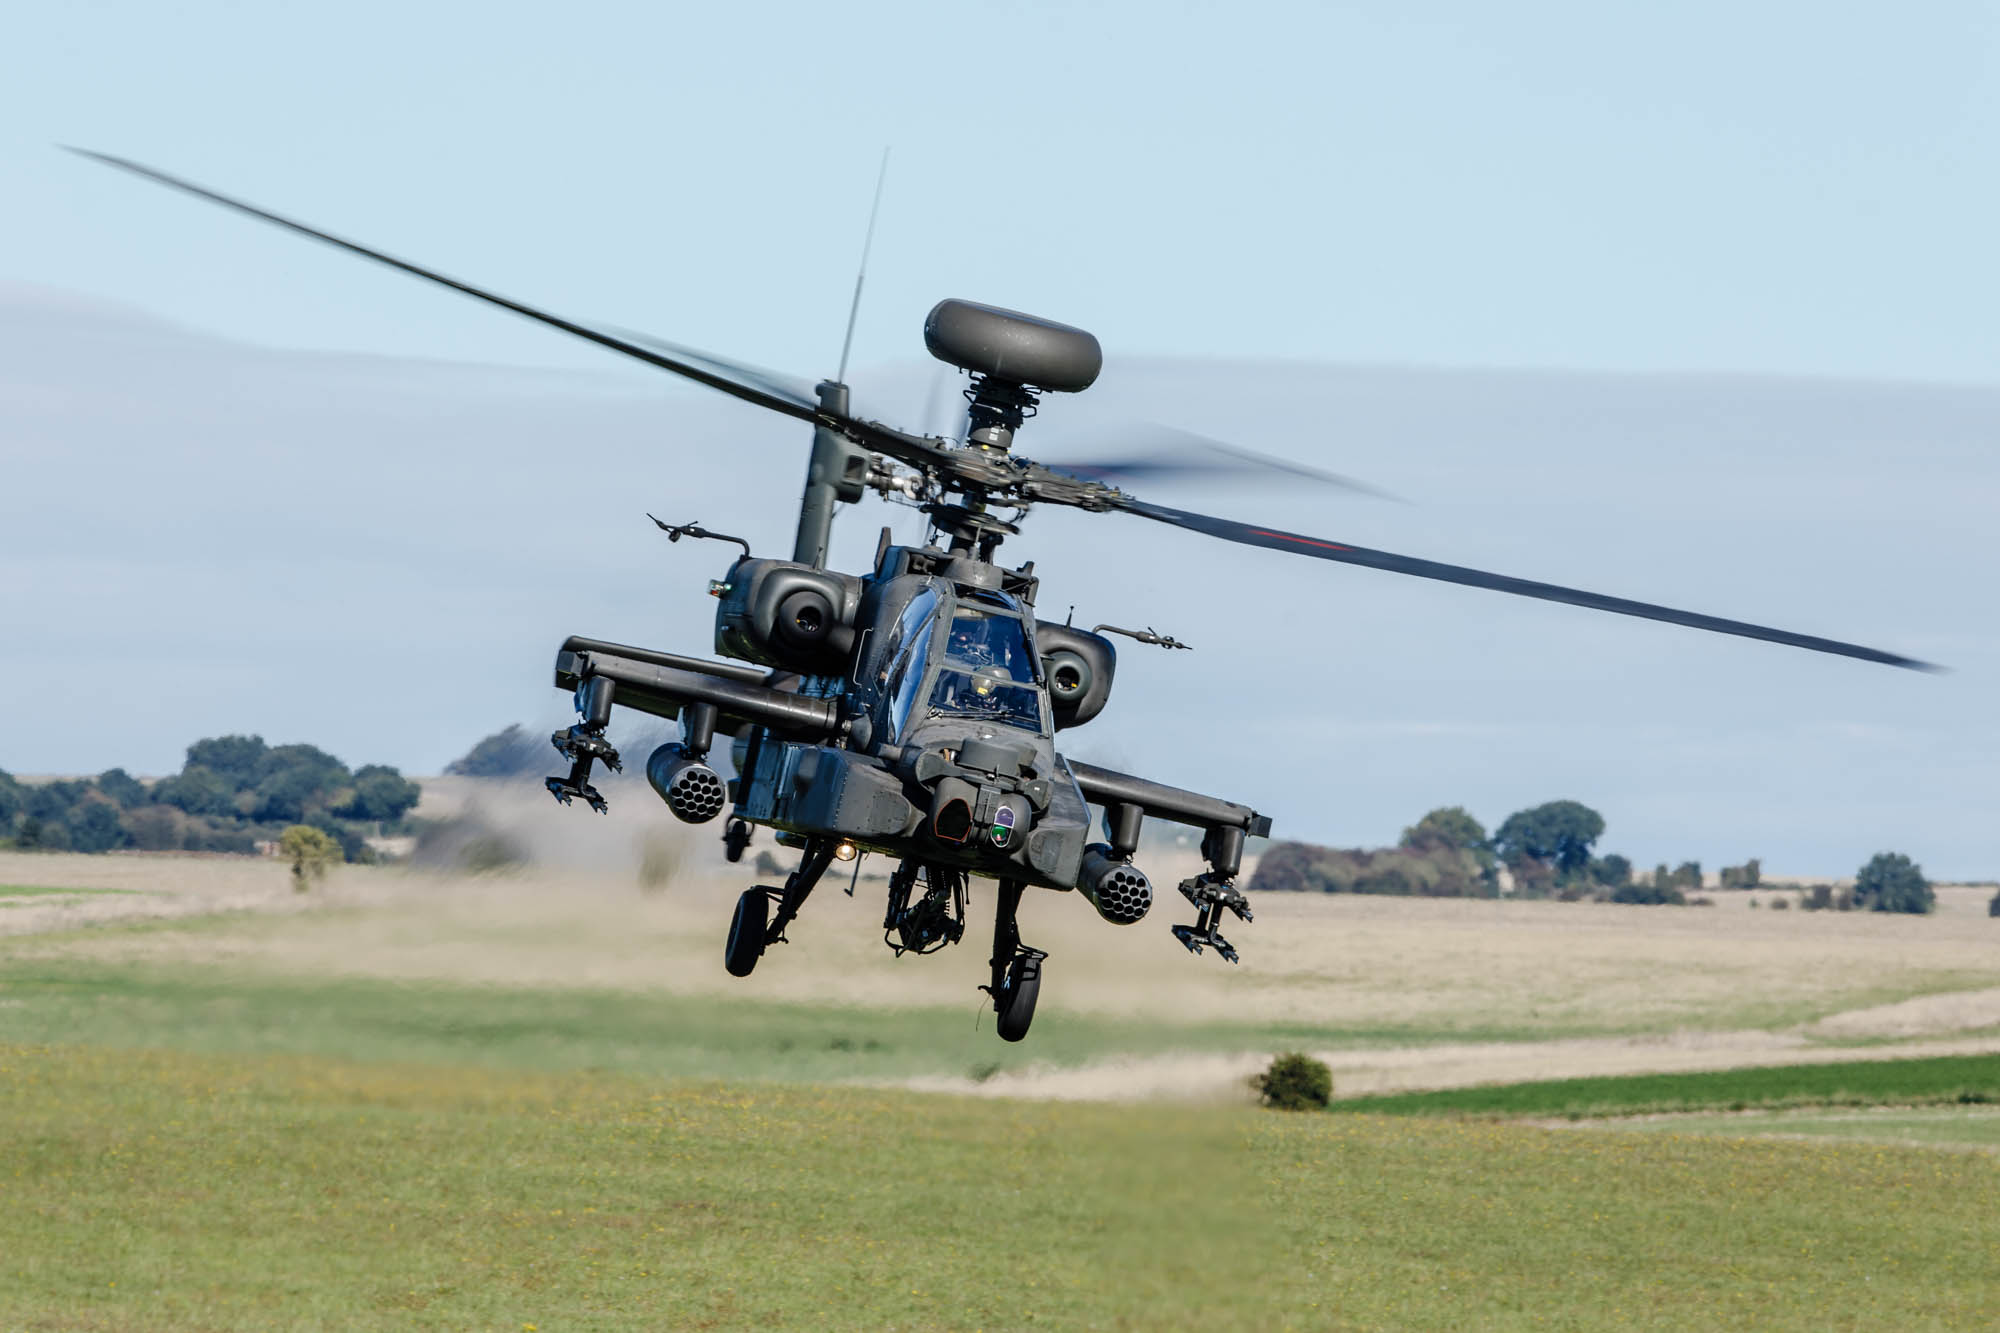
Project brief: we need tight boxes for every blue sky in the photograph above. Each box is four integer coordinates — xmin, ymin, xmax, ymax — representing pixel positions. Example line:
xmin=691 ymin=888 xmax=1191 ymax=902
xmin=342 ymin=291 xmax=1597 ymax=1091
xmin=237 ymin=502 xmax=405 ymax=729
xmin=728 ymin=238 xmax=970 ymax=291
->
xmin=2 ymin=3 xmax=1994 ymax=876
xmin=7 ymin=3 xmax=2000 ymax=383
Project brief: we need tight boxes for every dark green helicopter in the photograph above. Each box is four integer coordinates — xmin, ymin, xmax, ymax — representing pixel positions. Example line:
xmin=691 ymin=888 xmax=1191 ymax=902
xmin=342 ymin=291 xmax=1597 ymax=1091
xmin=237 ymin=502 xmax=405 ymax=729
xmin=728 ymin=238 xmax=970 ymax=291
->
xmin=75 ymin=150 xmax=1937 ymax=1042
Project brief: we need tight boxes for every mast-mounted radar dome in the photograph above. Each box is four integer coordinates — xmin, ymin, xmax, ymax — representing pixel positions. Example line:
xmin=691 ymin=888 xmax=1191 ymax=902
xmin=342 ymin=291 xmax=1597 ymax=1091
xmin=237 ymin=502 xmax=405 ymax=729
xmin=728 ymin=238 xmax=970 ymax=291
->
xmin=924 ymin=299 xmax=1102 ymax=393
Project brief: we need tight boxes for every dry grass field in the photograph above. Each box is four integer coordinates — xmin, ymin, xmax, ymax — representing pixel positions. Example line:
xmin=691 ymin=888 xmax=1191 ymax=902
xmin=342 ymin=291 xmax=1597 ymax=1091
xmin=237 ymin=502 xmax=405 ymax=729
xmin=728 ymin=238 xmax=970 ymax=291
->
xmin=5 ymin=810 xmax=1999 ymax=1101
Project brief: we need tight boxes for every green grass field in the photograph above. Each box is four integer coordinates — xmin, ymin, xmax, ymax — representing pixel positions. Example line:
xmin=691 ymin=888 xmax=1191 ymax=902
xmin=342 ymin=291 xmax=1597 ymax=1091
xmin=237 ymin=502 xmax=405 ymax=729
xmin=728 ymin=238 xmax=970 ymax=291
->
xmin=1627 ymin=1106 xmax=2000 ymax=1150
xmin=1331 ymin=1053 xmax=2000 ymax=1120
xmin=7 ymin=885 xmax=2000 ymax=1328
xmin=4 ymin=1042 xmax=1997 ymax=1331
xmin=0 ymin=957 xmax=1585 ymax=1086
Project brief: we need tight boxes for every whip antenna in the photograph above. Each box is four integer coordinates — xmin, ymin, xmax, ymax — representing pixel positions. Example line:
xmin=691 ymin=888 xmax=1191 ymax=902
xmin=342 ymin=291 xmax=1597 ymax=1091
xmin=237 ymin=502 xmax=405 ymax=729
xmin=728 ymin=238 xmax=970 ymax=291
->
xmin=835 ymin=148 xmax=890 ymax=384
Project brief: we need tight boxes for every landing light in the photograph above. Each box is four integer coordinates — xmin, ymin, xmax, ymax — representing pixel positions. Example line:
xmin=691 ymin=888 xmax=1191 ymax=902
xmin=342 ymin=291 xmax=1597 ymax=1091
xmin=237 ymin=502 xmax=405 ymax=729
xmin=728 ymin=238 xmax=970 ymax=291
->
xmin=833 ymin=841 xmax=859 ymax=862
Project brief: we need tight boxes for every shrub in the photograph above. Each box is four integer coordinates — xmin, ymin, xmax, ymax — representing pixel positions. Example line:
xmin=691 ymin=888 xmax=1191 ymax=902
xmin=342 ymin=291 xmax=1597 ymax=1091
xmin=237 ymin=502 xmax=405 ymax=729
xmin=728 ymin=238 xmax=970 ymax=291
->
xmin=1590 ymin=854 xmax=1633 ymax=888
xmin=1854 ymin=852 xmax=1933 ymax=915
xmin=1988 ymin=890 xmax=2000 ymax=919
xmin=1256 ymin=1053 xmax=1333 ymax=1111
xmin=1248 ymin=841 xmax=1494 ymax=898
xmin=278 ymin=824 xmax=342 ymax=892
xmin=121 ymin=805 xmax=186 ymax=851
xmin=1720 ymin=859 xmax=1762 ymax=890
xmin=1610 ymin=880 xmax=1685 ymax=906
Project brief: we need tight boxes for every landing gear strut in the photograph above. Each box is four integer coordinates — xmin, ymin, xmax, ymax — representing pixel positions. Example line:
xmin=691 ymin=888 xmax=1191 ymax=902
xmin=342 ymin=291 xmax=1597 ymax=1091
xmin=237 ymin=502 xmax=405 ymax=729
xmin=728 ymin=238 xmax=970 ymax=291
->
xmin=982 ymin=878 xmax=1045 ymax=1042
xmin=723 ymin=836 xmax=837 ymax=978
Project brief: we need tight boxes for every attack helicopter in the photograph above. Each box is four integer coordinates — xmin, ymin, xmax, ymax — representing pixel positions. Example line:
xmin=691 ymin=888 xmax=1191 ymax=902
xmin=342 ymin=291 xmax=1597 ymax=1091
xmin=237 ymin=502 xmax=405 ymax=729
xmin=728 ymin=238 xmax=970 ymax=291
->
xmin=76 ymin=150 xmax=1937 ymax=1042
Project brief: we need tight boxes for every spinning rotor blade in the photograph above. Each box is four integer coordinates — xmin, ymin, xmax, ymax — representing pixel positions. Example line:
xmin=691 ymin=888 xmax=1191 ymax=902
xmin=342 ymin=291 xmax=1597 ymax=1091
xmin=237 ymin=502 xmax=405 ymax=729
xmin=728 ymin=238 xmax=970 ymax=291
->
xmin=1114 ymin=496 xmax=1939 ymax=672
xmin=69 ymin=148 xmax=955 ymax=470
xmin=1044 ymin=426 xmax=1400 ymax=501
xmin=608 ymin=328 xmax=820 ymax=413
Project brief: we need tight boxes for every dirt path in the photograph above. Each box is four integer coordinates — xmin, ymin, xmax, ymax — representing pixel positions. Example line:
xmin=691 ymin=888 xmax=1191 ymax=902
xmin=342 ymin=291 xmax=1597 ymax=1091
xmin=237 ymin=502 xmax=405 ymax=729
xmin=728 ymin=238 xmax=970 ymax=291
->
xmin=893 ymin=1030 xmax=2000 ymax=1104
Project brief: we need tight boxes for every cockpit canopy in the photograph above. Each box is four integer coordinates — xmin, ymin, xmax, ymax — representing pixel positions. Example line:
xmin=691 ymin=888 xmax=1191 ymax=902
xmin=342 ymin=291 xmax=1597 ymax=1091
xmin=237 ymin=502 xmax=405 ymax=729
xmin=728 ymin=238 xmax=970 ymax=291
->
xmin=880 ymin=586 xmax=1049 ymax=740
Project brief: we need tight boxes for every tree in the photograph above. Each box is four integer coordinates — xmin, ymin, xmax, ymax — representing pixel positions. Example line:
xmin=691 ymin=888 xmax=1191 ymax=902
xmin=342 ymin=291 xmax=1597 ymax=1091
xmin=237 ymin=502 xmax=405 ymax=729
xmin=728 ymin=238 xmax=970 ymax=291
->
xmin=279 ymin=824 xmax=342 ymax=892
xmin=1246 ymin=841 xmax=1318 ymax=893
xmin=445 ymin=724 xmax=544 ymax=778
xmin=0 ymin=768 xmax=23 ymax=829
xmin=1590 ymin=854 xmax=1633 ymax=887
xmin=1720 ymin=858 xmax=1762 ymax=890
xmin=66 ymin=800 xmax=128 ymax=853
xmin=120 ymin=805 xmax=187 ymax=852
xmin=96 ymin=768 xmax=148 ymax=808
xmin=184 ymin=735 xmax=268 ymax=788
xmin=250 ymin=745 xmax=351 ymax=823
xmin=15 ymin=816 xmax=68 ymax=851
xmin=1854 ymin=852 xmax=1933 ymax=915
xmin=24 ymin=780 xmax=89 ymax=823
xmin=155 ymin=765 xmax=235 ymax=817
xmin=335 ymin=764 xmax=422 ymax=823
xmin=1401 ymin=806 xmax=1497 ymax=891
xmin=1493 ymin=800 xmax=1606 ymax=881
xmin=1401 ymin=807 xmax=1487 ymax=852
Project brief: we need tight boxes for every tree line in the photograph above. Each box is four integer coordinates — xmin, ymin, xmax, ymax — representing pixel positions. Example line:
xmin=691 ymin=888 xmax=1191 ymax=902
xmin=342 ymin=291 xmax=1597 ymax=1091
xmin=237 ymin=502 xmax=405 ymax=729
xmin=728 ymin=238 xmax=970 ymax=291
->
xmin=1248 ymin=800 xmax=1937 ymax=914
xmin=0 ymin=735 xmax=422 ymax=862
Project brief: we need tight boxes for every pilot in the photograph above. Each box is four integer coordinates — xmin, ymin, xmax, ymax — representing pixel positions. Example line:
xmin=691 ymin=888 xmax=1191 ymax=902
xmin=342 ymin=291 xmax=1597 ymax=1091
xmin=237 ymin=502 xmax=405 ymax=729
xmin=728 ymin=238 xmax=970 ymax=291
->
xmin=948 ymin=616 xmax=998 ymax=668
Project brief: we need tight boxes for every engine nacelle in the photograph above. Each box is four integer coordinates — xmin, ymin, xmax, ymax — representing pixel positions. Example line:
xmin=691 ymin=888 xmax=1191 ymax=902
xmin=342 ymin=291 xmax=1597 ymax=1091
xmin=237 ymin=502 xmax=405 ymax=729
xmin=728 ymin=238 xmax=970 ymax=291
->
xmin=1035 ymin=623 xmax=1116 ymax=729
xmin=714 ymin=558 xmax=864 ymax=674
xmin=1078 ymin=844 xmax=1151 ymax=925
xmin=647 ymin=743 xmax=726 ymax=825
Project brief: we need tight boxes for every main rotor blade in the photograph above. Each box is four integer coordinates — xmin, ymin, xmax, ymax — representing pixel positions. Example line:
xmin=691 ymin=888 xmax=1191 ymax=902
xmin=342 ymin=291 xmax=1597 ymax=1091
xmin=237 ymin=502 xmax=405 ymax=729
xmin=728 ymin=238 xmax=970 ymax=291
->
xmin=1043 ymin=426 xmax=1401 ymax=499
xmin=68 ymin=147 xmax=823 ymax=425
xmin=608 ymin=327 xmax=820 ymax=413
xmin=1115 ymin=496 xmax=1939 ymax=672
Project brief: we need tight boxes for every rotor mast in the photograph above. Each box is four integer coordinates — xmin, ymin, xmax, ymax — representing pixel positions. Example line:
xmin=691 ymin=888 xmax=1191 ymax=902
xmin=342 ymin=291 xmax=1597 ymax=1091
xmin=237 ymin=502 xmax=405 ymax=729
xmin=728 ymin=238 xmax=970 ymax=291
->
xmin=793 ymin=380 xmax=869 ymax=566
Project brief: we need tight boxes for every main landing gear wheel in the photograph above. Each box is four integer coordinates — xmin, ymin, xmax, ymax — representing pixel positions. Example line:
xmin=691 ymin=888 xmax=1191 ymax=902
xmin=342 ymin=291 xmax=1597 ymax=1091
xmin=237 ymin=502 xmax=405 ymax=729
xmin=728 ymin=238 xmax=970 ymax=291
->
xmin=725 ymin=888 xmax=768 ymax=978
xmin=994 ymin=953 xmax=1041 ymax=1043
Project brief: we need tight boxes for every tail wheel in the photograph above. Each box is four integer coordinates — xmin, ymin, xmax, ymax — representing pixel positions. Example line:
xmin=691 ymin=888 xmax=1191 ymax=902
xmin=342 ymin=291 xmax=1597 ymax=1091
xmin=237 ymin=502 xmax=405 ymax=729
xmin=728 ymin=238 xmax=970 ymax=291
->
xmin=994 ymin=955 xmax=1041 ymax=1042
xmin=724 ymin=888 xmax=768 ymax=978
